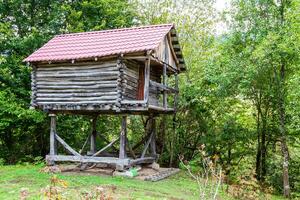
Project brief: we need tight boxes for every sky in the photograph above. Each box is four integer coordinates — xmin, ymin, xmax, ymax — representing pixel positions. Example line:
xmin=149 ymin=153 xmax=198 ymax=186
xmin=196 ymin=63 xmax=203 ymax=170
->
xmin=215 ymin=0 xmax=229 ymax=11
xmin=214 ymin=0 xmax=231 ymax=34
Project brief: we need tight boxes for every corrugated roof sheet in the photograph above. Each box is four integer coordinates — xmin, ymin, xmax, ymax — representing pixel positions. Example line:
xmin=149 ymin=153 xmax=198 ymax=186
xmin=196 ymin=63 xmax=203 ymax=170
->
xmin=24 ymin=24 xmax=175 ymax=62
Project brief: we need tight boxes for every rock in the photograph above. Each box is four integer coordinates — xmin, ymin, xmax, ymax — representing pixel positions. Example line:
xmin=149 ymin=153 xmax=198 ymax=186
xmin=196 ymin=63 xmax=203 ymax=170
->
xmin=147 ymin=162 xmax=160 ymax=171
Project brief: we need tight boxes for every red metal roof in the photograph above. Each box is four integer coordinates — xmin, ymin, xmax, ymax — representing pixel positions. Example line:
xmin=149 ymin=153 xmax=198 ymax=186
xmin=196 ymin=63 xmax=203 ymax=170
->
xmin=24 ymin=24 xmax=174 ymax=62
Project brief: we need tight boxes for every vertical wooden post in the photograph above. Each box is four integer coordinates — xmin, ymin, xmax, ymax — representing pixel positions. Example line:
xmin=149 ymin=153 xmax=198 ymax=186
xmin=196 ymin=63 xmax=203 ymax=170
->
xmin=150 ymin=117 xmax=157 ymax=158
xmin=174 ymin=72 xmax=178 ymax=112
xmin=48 ymin=113 xmax=57 ymax=165
xmin=144 ymin=53 xmax=151 ymax=104
xmin=90 ymin=116 xmax=97 ymax=154
xmin=119 ymin=116 xmax=127 ymax=159
xmin=163 ymin=64 xmax=167 ymax=109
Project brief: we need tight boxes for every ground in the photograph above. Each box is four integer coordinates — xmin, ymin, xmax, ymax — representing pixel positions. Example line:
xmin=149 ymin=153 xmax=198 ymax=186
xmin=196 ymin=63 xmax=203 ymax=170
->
xmin=0 ymin=164 xmax=285 ymax=200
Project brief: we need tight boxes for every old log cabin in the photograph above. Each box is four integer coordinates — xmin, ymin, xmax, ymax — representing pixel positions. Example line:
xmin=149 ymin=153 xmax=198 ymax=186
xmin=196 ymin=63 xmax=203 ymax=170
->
xmin=24 ymin=24 xmax=185 ymax=170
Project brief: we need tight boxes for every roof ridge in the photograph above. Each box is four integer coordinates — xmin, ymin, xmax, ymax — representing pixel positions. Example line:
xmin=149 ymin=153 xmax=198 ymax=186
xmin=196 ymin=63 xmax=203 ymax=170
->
xmin=56 ymin=23 xmax=174 ymax=38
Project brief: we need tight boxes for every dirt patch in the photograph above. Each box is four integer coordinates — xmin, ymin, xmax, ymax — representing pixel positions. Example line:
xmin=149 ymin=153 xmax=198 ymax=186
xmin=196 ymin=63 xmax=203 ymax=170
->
xmin=41 ymin=164 xmax=179 ymax=181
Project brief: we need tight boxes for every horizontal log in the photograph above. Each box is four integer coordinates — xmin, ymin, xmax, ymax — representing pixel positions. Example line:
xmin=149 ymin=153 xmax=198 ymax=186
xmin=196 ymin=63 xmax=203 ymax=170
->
xmin=148 ymin=105 xmax=174 ymax=112
xmin=37 ymin=100 xmax=117 ymax=105
xmin=39 ymin=104 xmax=114 ymax=111
xmin=149 ymin=80 xmax=178 ymax=93
xmin=129 ymin=157 xmax=155 ymax=166
xmin=36 ymin=91 xmax=118 ymax=98
xmin=36 ymin=83 xmax=117 ymax=89
xmin=37 ymin=67 xmax=118 ymax=75
xmin=36 ymin=75 xmax=118 ymax=82
xmin=36 ymin=80 xmax=117 ymax=86
xmin=36 ymin=96 xmax=118 ymax=101
xmin=37 ymin=88 xmax=117 ymax=93
xmin=37 ymin=61 xmax=116 ymax=69
xmin=46 ymin=155 xmax=130 ymax=165
xmin=36 ymin=71 xmax=119 ymax=78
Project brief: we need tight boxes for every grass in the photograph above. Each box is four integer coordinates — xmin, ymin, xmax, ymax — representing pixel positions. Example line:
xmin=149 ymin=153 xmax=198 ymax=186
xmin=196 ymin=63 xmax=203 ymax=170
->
xmin=0 ymin=164 xmax=230 ymax=200
xmin=0 ymin=164 xmax=286 ymax=200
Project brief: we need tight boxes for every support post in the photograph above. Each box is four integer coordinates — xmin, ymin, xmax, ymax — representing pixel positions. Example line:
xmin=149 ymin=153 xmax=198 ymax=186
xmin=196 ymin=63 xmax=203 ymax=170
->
xmin=117 ymin=116 xmax=127 ymax=171
xmin=90 ymin=116 xmax=97 ymax=154
xmin=144 ymin=52 xmax=151 ymax=104
xmin=150 ymin=117 xmax=157 ymax=158
xmin=119 ymin=116 xmax=127 ymax=159
xmin=163 ymin=64 xmax=167 ymax=109
xmin=174 ymin=72 xmax=179 ymax=112
xmin=48 ymin=113 xmax=57 ymax=165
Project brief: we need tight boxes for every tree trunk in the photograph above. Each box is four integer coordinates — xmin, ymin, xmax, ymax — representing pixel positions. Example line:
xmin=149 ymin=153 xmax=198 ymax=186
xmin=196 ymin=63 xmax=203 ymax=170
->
xmin=255 ymin=101 xmax=262 ymax=181
xmin=279 ymin=64 xmax=290 ymax=198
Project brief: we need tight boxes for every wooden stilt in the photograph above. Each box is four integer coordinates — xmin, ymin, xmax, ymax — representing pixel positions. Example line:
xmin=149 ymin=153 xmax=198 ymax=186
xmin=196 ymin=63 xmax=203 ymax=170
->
xmin=119 ymin=116 xmax=127 ymax=159
xmin=141 ymin=116 xmax=155 ymax=158
xmin=90 ymin=116 xmax=97 ymax=154
xmin=48 ymin=113 xmax=57 ymax=165
xmin=117 ymin=116 xmax=127 ymax=171
xmin=150 ymin=117 xmax=157 ymax=158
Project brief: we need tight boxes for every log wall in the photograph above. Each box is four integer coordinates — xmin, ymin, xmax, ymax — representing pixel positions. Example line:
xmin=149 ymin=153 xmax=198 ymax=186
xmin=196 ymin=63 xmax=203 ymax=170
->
xmin=122 ymin=60 xmax=161 ymax=106
xmin=33 ymin=61 xmax=119 ymax=110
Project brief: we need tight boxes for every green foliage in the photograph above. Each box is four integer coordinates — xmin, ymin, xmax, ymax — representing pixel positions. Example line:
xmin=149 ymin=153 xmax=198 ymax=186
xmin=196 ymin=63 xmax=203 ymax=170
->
xmin=0 ymin=0 xmax=136 ymax=164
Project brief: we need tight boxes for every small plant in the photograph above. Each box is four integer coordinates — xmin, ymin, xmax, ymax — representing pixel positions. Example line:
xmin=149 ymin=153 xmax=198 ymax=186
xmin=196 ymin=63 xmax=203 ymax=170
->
xmin=41 ymin=175 xmax=68 ymax=199
xmin=180 ymin=144 xmax=223 ymax=200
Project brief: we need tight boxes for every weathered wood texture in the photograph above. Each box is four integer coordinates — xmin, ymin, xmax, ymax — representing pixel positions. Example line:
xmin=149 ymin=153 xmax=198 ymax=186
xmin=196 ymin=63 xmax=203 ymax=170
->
xmin=122 ymin=59 xmax=161 ymax=107
xmin=34 ymin=61 xmax=119 ymax=110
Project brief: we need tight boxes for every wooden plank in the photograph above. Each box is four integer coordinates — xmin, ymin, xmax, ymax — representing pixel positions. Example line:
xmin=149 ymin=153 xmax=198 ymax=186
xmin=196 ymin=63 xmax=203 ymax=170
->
xmin=36 ymin=92 xmax=118 ymax=98
xmin=37 ymin=64 xmax=117 ymax=72
xmin=141 ymin=124 xmax=155 ymax=158
xmin=36 ymin=75 xmax=118 ymax=82
xmin=90 ymin=116 xmax=97 ymax=154
xmin=36 ymin=81 xmax=118 ymax=86
xmin=92 ymin=137 xmax=120 ymax=157
xmin=36 ymin=71 xmax=119 ymax=78
xmin=150 ymin=118 xmax=157 ymax=157
xmin=129 ymin=157 xmax=155 ymax=166
xmin=38 ymin=88 xmax=117 ymax=93
xmin=36 ymin=96 xmax=118 ymax=101
xmin=46 ymin=155 xmax=130 ymax=165
xmin=119 ymin=116 xmax=127 ymax=159
xmin=163 ymin=64 xmax=167 ymax=108
xmin=144 ymin=55 xmax=151 ymax=103
xmin=36 ymin=83 xmax=117 ymax=89
xmin=55 ymin=134 xmax=81 ymax=156
xmin=37 ymin=100 xmax=116 ymax=105
xmin=149 ymin=80 xmax=178 ymax=93
xmin=174 ymin=73 xmax=179 ymax=112
xmin=49 ymin=114 xmax=57 ymax=157
xmin=37 ymin=61 xmax=117 ymax=68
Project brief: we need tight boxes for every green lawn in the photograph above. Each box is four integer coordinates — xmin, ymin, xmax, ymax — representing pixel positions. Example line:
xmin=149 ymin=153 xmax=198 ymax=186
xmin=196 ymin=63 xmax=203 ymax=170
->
xmin=0 ymin=164 xmax=228 ymax=199
xmin=0 ymin=164 xmax=285 ymax=200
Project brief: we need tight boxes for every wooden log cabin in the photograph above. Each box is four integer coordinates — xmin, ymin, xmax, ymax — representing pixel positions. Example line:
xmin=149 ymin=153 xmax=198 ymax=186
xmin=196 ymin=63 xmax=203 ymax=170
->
xmin=24 ymin=24 xmax=186 ymax=170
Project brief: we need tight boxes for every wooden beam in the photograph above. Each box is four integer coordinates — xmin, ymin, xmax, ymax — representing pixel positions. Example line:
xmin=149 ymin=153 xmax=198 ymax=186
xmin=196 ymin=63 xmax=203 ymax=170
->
xmin=46 ymin=155 xmax=130 ymax=166
xmin=92 ymin=137 xmax=120 ymax=157
xmin=150 ymin=118 xmax=157 ymax=157
xmin=49 ymin=114 xmax=57 ymax=156
xmin=141 ymin=118 xmax=155 ymax=158
xmin=90 ymin=116 xmax=97 ymax=154
xmin=130 ymin=157 xmax=155 ymax=166
xmin=144 ymin=53 xmax=151 ymax=104
xmin=126 ymin=138 xmax=136 ymax=159
xmin=163 ymin=64 xmax=167 ymax=109
xmin=119 ymin=116 xmax=127 ymax=159
xmin=79 ymin=134 xmax=90 ymax=155
xmin=55 ymin=134 xmax=81 ymax=156
xmin=149 ymin=80 xmax=178 ymax=93
xmin=174 ymin=73 xmax=179 ymax=112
